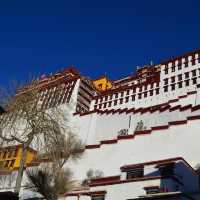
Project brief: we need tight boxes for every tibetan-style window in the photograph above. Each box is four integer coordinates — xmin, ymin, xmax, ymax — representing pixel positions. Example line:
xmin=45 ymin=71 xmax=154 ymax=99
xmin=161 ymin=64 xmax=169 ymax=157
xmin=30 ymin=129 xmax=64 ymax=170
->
xmin=184 ymin=58 xmax=188 ymax=67
xmin=108 ymin=101 xmax=112 ymax=107
xmin=185 ymin=80 xmax=190 ymax=86
xmin=171 ymin=84 xmax=175 ymax=91
xmin=156 ymin=88 xmax=159 ymax=95
xmin=178 ymin=61 xmax=182 ymax=70
xmin=171 ymin=76 xmax=175 ymax=83
xmin=192 ymin=70 xmax=196 ymax=77
xmin=164 ymin=86 xmax=168 ymax=92
xmin=144 ymin=92 xmax=147 ymax=98
xmin=126 ymin=166 xmax=144 ymax=179
xmin=150 ymin=90 xmax=153 ymax=96
xmin=164 ymin=78 xmax=168 ymax=85
xmin=178 ymin=74 xmax=182 ymax=81
xmin=114 ymin=100 xmax=118 ymax=106
xmin=121 ymin=91 xmax=124 ymax=97
xmin=120 ymin=98 xmax=123 ymax=104
xmin=132 ymin=95 xmax=135 ymax=101
xmin=192 ymin=78 xmax=197 ymax=85
xmin=164 ymin=67 xmax=168 ymax=74
xmin=105 ymin=96 xmax=108 ymax=101
xmin=115 ymin=93 xmax=118 ymax=98
xmin=178 ymin=82 xmax=183 ymax=88
xmin=138 ymin=93 xmax=142 ymax=99
xmin=185 ymin=72 xmax=189 ymax=79
xmin=126 ymin=90 xmax=130 ymax=95
xmin=171 ymin=66 xmax=175 ymax=72
xmin=125 ymin=96 xmax=129 ymax=103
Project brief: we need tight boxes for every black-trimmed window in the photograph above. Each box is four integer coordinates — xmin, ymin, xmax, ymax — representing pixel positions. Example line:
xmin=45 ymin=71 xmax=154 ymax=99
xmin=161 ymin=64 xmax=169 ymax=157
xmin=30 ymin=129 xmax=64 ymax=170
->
xmin=119 ymin=98 xmax=123 ymax=104
xmin=126 ymin=166 xmax=144 ymax=179
xmin=125 ymin=96 xmax=129 ymax=103
xmin=150 ymin=90 xmax=153 ymax=96
xmin=185 ymin=80 xmax=190 ymax=86
xmin=132 ymin=95 xmax=135 ymax=101
xmin=126 ymin=90 xmax=130 ymax=95
xmin=164 ymin=78 xmax=168 ymax=85
xmin=114 ymin=100 xmax=117 ymax=106
xmin=156 ymin=88 xmax=159 ymax=95
xmin=121 ymin=91 xmax=124 ymax=97
xmin=164 ymin=86 xmax=168 ymax=92
xmin=178 ymin=82 xmax=183 ymax=88
xmin=164 ymin=67 xmax=168 ymax=74
xmin=103 ymin=103 xmax=107 ymax=108
xmin=99 ymin=104 xmax=102 ymax=109
xmin=171 ymin=76 xmax=175 ymax=83
xmin=171 ymin=84 xmax=175 ymax=91
xmin=105 ymin=96 xmax=108 ymax=101
xmin=138 ymin=93 xmax=142 ymax=99
xmin=192 ymin=78 xmax=197 ymax=85
xmin=178 ymin=74 xmax=182 ymax=81
xmin=115 ymin=93 xmax=118 ymax=98
xmin=185 ymin=72 xmax=189 ymax=79
xmin=144 ymin=92 xmax=147 ymax=98
xmin=108 ymin=101 xmax=112 ymax=107
xmin=192 ymin=70 xmax=196 ymax=77
xmin=178 ymin=62 xmax=182 ymax=70
xmin=171 ymin=66 xmax=175 ymax=72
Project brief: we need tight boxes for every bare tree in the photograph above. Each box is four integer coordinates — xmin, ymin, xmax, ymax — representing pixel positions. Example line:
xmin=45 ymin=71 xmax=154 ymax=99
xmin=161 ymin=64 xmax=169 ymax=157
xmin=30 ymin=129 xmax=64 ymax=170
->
xmin=26 ymin=166 xmax=75 ymax=200
xmin=0 ymin=80 xmax=84 ymax=194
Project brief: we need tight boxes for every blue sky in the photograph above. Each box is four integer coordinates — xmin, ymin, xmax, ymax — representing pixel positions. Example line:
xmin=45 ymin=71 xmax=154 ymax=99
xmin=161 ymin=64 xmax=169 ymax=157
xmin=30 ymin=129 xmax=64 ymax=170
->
xmin=0 ymin=0 xmax=200 ymax=86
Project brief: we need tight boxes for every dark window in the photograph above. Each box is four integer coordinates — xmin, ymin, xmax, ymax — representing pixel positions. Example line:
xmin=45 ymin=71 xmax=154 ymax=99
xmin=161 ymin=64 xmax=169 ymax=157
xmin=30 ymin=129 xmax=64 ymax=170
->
xmin=171 ymin=84 xmax=175 ymax=91
xmin=171 ymin=76 xmax=175 ymax=83
xmin=192 ymin=78 xmax=197 ymax=85
xmin=185 ymin=80 xmax=190 ymax=86
xmin=94 ymin=105 xmax=97 ymax=109
xmin=144 ymin=92 xmax=147 ymax=98
xmin=125 ymin=96 xmax=129 ymax=103
xmin=109 ymin=95 xmax=112 ymax=100
xmin=156 ymin=82 xmax=159 ymax=87
xmin=126 ymin=167 xmax=144 ymax=179
xmin=191 ymin=57 xmax=196 ymax=65
xmin=164 ymin=78 xmax=168 ymax=85
xmin=126 ymin=90 xmax=130 ymax=95
xmin=171 ymin=66 xmax=175 ymax=72
xmin=164 ymin=86 xmax=168 ymax=92
xmin=185 ymin=62 xmax=188 ymax=68
xmin=121 ymin=91 xmax=124 ymax=97
xmin=100 ymin=97 xmax=103 ymax=102
xmin=120 ymin=98 xmax=123 ymax=104
xmin=150 ymin=83 xmax=154 ymax=89
xmin=95 ymin=99 xmax=98 ymax=104
xmin=178 ymin=82 xmax=183 ymax=88
xmin=178 ymin=62 xmax=182 ymax=70
xmin=103 ymin=103 xmax=107 ymax=108
xmin=132 ymin=88 xmax=136 ymax=93
xmin=185 ymin=72 xmax=189 ymax=79
xmin=192 ymin=70 xmax=196 ymax=77
xmin=98 ymin=83 xmax=103 ymax=89
xmin=132 ymin=95 xmax=135 ymax=101
xmin=156 ymin=88 xmax=159 ymax=95
xmin=114 ymin=100 xmax=117 ymax=106
xmin=91 ymin=196 xmax=105 ymax=200
xmin=139 ymin=87 xmax=142 ymax=92
xmin=178 ymin=74 xmax=182 ymax=81
xmin=99 ymin=104 xmax=102 ymax=109
xmin=144 ymin=85 xmax=148 ymax=90
xmin=164 ymin=68 xmax=168 ymax=74
xmin=108 ymin=101 xmax=112 ymax=107
xmin=138 ymin=93 xmax=142 ymax=99
xmin=150 ymin=90 xmax=153 ymax=96
xmin=9 ymin=160 xmax=15 ymax=168
xmin=4 ymin=160 xmax=9 ymax=168
xmin=105 ymin=96 xmax=108 ymax=101
xmin=115 ymin=93 xmax=118 ymax=98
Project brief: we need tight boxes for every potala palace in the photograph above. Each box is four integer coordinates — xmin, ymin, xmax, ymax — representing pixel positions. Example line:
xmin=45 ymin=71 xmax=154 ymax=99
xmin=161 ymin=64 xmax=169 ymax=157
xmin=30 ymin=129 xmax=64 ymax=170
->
xmin=1 ymin=48 xmax=200 ymax=200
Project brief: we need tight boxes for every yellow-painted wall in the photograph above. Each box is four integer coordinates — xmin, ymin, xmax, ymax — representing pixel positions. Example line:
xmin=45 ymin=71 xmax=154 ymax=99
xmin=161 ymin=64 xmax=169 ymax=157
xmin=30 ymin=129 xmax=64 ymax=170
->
xmin=93 ymin=76 xmax=112 ymax=91
xmin=0 ymin=146 xmax=36 ymax=171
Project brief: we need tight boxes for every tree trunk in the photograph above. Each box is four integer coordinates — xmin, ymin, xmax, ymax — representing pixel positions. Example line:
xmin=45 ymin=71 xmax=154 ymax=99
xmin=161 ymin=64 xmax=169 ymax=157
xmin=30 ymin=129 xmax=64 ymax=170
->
xmin=14 ymin=144 xmax=28 ymax=194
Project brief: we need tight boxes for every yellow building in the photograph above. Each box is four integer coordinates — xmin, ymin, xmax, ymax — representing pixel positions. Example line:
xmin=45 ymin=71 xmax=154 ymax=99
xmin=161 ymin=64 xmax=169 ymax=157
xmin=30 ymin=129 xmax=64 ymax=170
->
xmin=92 ymin=76 xmax=113 ymax=92
xmin=0 ymin=144 xmax=37 ymax=171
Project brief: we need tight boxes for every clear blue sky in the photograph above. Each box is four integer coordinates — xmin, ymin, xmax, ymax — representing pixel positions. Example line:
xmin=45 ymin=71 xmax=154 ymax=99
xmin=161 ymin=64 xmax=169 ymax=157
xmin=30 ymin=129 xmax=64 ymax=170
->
xmin=0 ymin=0 xmax=200 ymax=86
